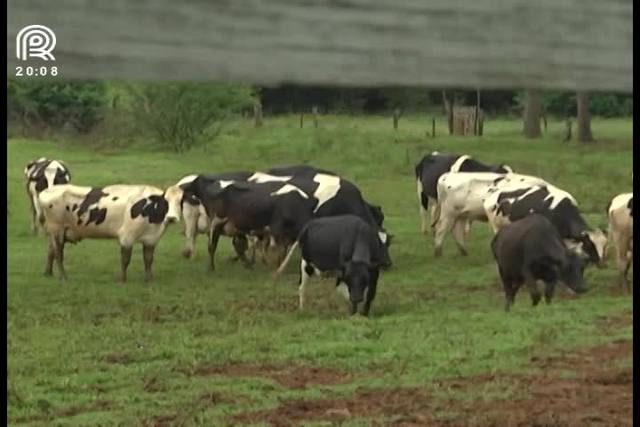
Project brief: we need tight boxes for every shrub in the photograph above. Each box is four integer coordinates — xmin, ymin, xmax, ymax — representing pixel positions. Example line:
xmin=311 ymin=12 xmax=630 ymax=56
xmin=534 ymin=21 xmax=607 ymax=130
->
xmin=8 ymin=80 xmax=106 ymax=133
xmin=129 ymin=82 xmax=254 ymax=152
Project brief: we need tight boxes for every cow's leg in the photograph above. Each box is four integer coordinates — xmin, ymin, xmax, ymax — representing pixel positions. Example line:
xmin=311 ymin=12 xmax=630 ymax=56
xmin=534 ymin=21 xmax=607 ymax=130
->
xmin=143 ymin=245 xmax=155 ymax=282
xmin=208 ymin=224 xmax=223 ymax=271
xmin=615 ymin=234 xmax=631 ymax=291
xmin=26 ymin=186 xmax=38 ymax=234
xmin=433 ymin=214 xmax=454 ymax=257
xmin=361 ymin=269 xmax=379 ymax=317
xmin=498 ymin=267 xmax=517 ymax=312
xmin=44 ymin=237 xmax=55 ymax=276
xmin=232 ymin=235 xmax=252 ymax=268
xmin=543 ymin=280 xmax=556 ymax=304
xmin=120 ymin=245 xmax=132 ymax=283
xmin=51 ymin=233 xmax=67 ymax=281
xmin=452 ymin=219 xmax=468 ymax=256
xmin=182 ymin=218 xmax=197 ymax=260
xmin=298 ymin=259 xmax=313 ymax=310
xmin=417 ymin=181 xmax=430 ymax=235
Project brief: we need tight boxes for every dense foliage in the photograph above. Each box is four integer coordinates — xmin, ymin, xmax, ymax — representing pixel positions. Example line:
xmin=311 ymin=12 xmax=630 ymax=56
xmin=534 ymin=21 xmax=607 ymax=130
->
xmin=7 ymin=80 xmax=632 ymax=148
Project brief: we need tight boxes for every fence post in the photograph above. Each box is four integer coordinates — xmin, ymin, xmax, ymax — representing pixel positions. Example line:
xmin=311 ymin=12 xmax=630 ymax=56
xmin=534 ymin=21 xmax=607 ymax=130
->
xmin=300 ymin=112 xmax=304 ymax=128
xmin=253 ymin=100 xmax=263 ymax=128
xmin=312 ymin=106 xmax=319 ymax=128
xmin=432 ymin=117 xmax=436 ymax=137
xmin=393 ymin=108 xmax=401 ymax=130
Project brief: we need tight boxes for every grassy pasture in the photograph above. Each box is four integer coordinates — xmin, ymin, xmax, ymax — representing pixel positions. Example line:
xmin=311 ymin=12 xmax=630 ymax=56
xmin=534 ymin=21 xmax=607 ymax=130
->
xmin=7 ymin=116 xmax=633 ymax=425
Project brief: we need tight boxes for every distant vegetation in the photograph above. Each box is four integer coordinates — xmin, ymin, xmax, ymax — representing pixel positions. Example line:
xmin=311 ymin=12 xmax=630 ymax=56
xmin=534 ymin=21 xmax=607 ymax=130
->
xmin=7 ymin=80 xmax=633 ymax=151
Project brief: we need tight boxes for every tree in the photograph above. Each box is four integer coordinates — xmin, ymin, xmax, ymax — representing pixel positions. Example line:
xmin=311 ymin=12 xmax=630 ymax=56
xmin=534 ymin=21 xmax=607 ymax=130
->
xmin=522 ymin=89 xmax=542 ymax=138
xmin=576 ymin=91 xmax=594 ymax=143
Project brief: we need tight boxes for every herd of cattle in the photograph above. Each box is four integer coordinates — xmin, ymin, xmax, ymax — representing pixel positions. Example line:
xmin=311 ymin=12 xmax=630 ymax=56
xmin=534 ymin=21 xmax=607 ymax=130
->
xmin=23 ymin=153 xmax=633 ymax=314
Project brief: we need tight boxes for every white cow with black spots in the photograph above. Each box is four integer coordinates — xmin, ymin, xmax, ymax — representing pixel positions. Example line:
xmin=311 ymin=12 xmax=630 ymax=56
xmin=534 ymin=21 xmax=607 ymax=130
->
xmin=37 ymin=183 xmax=183 ymax=282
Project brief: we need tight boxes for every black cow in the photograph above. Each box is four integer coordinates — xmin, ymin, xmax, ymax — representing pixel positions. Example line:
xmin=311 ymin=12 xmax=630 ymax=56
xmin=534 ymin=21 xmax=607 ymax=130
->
xmin=180 ymin=176 xmax=315 ymax=270
xmin=485 ymin=183 xmax=608 ymax=267
xmin=414 ymin=152 xmax=512 ymax=234
xmin=491 ymin=214 xmax=587 ymax=312
xmin=275 ymin=215 xmax=391 ymax=316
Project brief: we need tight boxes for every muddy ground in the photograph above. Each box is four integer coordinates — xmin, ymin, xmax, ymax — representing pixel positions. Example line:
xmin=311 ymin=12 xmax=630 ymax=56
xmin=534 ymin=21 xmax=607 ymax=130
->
xmin=232 ymin=339 xmax=632 ymax=426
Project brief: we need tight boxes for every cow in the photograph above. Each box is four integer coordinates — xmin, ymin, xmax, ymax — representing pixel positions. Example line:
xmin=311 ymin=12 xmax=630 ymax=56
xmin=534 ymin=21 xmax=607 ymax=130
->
xmin=24 ymin=157 xmax=71 ymax=234
xmin=607 ymin=193 xmax=633 ymax=290
xmin=415 ymin=152 xmax=512 ymax=235
xmin=258 ymin=166 xmax=386 ymax=228
xmin=491 ymin=214 xmax=588 ymax=312
xmin=179 ymin=176 xmax=316 ymax=271
xmin=274 ymin=215 xmax=391 ymax=316
xmin=431 ymin=172 xmax=547 ymax=256
xmin=177 ymin=172 xmax=253 ymax=260
xmin=37 ymin=183 xmax=183 ymax=282
xmin=484 ymin=183 xmax=608 ymax=267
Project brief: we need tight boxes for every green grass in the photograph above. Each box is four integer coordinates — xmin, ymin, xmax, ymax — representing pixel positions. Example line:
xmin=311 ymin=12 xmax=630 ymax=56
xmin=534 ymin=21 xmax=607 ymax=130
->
xmin=7 ymin=115 xmax=633 ymax=425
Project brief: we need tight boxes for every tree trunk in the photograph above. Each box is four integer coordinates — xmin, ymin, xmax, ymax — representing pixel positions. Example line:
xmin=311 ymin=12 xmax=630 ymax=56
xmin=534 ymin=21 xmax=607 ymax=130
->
xmin=522 ymin=89 xmax=542 ymax=138
xmin=442 ymin=90 xmax=454 ymax=135
xmin=576 ymin=91 xmax=594 ymax=143
xmin=253 ymin=100 xmax=263 ymax=128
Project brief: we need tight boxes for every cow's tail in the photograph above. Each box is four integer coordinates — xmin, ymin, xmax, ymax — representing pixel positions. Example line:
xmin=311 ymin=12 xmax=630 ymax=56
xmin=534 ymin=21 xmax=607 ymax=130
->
xmin=274 ymin=241 xmax=299 ymax=278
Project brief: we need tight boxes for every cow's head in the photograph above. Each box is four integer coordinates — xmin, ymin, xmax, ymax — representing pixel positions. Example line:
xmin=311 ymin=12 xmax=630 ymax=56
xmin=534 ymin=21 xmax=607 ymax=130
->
xmin=578 ymin=228 xmax=608 ymax=268
xmin=367 ymin=203 xmax=385 ymax=228
xmin=163 ymin=185 xmax=184 ymax=224
xmin=340 ymin=261 xmax=371 ymax=313
xmin=559 ymin=252 xmax=588 ymax=294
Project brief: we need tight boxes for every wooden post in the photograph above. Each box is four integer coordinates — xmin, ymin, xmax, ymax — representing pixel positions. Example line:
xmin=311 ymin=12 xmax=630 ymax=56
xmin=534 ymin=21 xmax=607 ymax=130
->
xmin=474 ymin=88 xmax=480 ymax=135
xmin=564 ymin=119 xmax=572 ymax=142
xmin=300 ymin=112 xmax=304 ymax=128
xmin=312 ymin=106 xmax=318 ymax=128
xmin=478 ymin=110 xmax=484 ymax=136
xmin=253 ymin=99 xmax=263 ymax=128
xmin=432 ymin=117 xmax=436 ymax=137
xmin=443 ymin=90 xmax=454 ymax=135
xmin=542 ymin=112 xmax=547 ymax=132
xmin=393 ymin=108 xmax=401 ymax=130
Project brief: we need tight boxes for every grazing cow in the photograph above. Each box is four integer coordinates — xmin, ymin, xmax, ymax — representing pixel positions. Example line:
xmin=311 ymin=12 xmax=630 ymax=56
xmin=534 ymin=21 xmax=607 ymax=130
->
xmin=491 ymin=214 xmax=588 ymax=312
xmin=607 ymin=193 xmax=633 ymax=290
xmin=24 ymin=157 xmax=71 ymax=233
xmin=179 ymin=176 xmax=315 ymax=270
xmin=432 ymin=172 xmax=547 ymax=256
xmin=415 ymin=152 xmax=512 ymax=235
xmin=275 ymin=215 xmax=391 ymax=316
xmin=37 ymin=183 xmax=183 ymax=281
xmin=484 ymin=183 xmax=608 ymax=267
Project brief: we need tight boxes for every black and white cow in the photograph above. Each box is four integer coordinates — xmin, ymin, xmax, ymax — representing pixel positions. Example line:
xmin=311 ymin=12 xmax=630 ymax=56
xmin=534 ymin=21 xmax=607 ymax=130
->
xmin=257 ymin=166 xmax=387 ymax=228
xmin=177 ymin=171 xmax=253 ymax=259
xmin=607 ymin=193 xmax=633 ymax=290
xmin=274 ymin=215 xmax=391 ymax=316
xmin=179 ymin=166 xmax=386 ymax=261
xmin=24 ymin=157 xmax=71 ymax=233
xmin=37 ymin=183 xmax=183 ymax=281
xmin=415 ymin=151 xmax=512 ymax=235
xmin=491 ymin=214 xmax=588 ymax=312
xmin=484 ymin=183 xmax=608 ymax=267
xmin=431 ymin=172 xmax=547 ymax=256
xmin=179 ymin=176 xmax=315 ymax=270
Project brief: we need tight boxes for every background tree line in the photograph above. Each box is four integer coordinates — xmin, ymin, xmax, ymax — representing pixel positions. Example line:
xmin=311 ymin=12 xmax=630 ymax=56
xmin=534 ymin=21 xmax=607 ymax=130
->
xmin=7 ymin=80 xmax=632 ymax=151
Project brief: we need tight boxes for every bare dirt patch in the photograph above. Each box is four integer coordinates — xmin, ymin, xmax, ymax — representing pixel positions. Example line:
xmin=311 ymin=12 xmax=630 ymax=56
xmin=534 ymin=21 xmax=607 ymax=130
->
xmin=102 ymin=352 xmax=133 ymax=365
xmin=140 ymin=391 xmax=243 ymax=427
xmin=232 ymin=339 xmax=632 ymax=426
xmin=192 ymin=362 xmax=352 ymax=390
xmin=10 ymin=400 xmax=115 ymax=424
